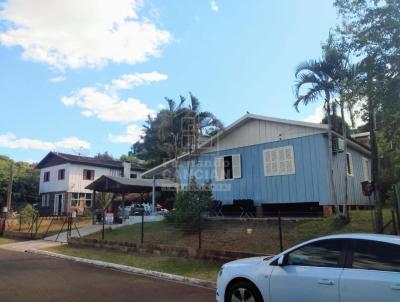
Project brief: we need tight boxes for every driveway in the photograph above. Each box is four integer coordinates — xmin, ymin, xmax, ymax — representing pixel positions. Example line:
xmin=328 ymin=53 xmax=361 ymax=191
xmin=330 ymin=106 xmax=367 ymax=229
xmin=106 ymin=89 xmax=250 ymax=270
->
xmin=0 ymin=249 xmax=215 ymax=302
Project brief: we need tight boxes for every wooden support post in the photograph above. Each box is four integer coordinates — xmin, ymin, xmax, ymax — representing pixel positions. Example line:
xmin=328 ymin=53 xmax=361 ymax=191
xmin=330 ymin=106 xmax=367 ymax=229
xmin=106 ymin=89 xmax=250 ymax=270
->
xmin=141 ymin=210 xmax=144 ymax=244
xmin=278 ymin=211 xmax=283 ymax=252
xmin=102 ymin=211 xmax=105 ymax=240
xmin=198 ymin=215 xmax=202 ymax=250
xmin=6 ymin=163 xmax=14 ymax=213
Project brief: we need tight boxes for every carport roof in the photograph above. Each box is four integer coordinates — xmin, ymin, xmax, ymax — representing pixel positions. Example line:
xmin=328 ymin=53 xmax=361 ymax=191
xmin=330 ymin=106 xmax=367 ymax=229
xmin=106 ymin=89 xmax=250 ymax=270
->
xmin=85 ymin=175 xmax=178 ymax=193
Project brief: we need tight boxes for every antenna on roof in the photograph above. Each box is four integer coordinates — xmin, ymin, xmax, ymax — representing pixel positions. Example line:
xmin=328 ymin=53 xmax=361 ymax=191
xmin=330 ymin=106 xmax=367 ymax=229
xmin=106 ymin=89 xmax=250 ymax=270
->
xmin=70 ymin=147 xmax=89 ymax=158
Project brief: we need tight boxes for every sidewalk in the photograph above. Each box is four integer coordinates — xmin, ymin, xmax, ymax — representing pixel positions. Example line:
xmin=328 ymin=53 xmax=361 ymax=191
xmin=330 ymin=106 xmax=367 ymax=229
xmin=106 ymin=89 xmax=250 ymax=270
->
xmin=0 ymin=223 xmax=123 ymax=251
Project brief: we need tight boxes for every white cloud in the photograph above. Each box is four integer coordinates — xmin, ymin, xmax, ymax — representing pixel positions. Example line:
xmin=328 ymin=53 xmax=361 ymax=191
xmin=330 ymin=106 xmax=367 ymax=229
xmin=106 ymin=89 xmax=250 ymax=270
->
xmin=303 ymin=105 xmax=325 ymax=124
xmin=303 ymin=102 xmax=365 ymax=128
xmin=106 ymin=71 xmax=168 ymax=91
xmin=49 ymin=76 xmax=66 ymax=83
xmin=62 ymin=72 xmax=166 ymax=123
xmin=0 ymin=0 xmax=172 ymax=70
xmin=157 ymin=103 xmax=165 ymax=109
xmin=0 ymin=133 xmax=90 ymax=150
xmin=108 ymin=124 xmax=144 ymax=144
xmin=210 ymin=1 xmax=219 ymax=12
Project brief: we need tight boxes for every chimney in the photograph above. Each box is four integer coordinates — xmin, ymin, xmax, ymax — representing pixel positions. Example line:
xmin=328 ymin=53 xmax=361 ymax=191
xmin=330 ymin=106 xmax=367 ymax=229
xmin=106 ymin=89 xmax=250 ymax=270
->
xmin=122 ymin=162 xmax=131 ymax=178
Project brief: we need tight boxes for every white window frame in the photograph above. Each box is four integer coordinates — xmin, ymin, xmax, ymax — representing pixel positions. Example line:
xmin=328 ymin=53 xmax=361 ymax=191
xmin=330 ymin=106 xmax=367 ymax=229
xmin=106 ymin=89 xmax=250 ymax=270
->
xmin=214 ymin=154 xmax=241 ymax=181
xmin=71 ymin=193 xmax=92 ymax=208
xmin=41 ymin=194 xmax=50 ymax=207
xmin=362 ymin=157 xmax=370 ymax=181
xmin=263 ymin=145 xmax=295 ymax=176
xmin=346 ymin=152 xmax=354 ymax=176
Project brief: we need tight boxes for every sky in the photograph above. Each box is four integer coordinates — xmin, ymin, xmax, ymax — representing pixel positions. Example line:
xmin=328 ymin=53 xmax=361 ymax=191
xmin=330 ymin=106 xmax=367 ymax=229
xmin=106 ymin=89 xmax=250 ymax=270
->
xmin=0 ymin=0 xmax=339 ymax=163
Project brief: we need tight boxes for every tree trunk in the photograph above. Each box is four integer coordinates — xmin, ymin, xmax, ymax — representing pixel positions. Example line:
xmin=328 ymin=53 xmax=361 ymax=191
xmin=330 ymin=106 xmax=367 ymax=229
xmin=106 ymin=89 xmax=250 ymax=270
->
xmin=368 ymin=97 xmax=384 ymax=232
xmin=326 ymin=98 xmax=339 ymax=215
xmin=340 ymin=101 xmax=350 ymax=221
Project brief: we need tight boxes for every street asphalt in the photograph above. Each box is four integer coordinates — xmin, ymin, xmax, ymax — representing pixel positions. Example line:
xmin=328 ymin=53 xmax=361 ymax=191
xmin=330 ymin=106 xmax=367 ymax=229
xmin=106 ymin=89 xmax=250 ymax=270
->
xmin=0 ymin=249 xmax=215 ymax=302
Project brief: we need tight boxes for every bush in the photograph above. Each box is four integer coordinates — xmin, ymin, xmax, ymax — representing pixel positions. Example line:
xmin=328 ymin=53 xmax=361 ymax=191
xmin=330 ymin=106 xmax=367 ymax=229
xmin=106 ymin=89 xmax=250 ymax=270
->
xmin=21 ymin=203 xmax=37 ymax=224
xmin=169 ymin=177 xmax=213 ymax=230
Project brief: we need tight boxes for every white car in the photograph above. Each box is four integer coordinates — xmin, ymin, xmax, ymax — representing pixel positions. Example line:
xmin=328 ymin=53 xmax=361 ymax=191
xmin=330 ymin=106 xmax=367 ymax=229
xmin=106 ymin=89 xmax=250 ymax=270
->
xmin=216 ymin=234 xmax=400 ymax=302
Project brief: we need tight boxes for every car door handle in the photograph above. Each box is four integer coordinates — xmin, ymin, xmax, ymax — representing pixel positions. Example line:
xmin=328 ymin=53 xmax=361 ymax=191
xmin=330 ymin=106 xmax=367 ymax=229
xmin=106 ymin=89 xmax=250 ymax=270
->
xmin=391 ymin=284 xmax=400 ymax=291
xmin=318 ymin=279 xmax=335 ymax=286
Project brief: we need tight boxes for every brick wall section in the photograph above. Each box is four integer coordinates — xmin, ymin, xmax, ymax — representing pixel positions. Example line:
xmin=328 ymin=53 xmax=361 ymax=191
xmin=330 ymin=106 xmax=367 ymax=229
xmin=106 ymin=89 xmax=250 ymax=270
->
xmin=68 ymin=238 xmax=268 ymax=262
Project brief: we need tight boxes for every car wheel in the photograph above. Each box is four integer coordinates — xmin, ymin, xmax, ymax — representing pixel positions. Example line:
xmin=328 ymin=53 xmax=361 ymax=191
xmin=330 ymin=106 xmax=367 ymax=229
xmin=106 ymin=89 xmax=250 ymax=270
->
xmin=226 ymin=280 xmax=263 ymax=302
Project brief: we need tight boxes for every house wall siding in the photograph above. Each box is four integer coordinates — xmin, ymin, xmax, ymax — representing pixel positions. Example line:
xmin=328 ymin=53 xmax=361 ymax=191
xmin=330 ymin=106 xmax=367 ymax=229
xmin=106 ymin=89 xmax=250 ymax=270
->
xmin=39 ymin=163 xmax=70 ymax=194
xmin=179 ymin=133 xmax=331 ymax=205
xmin=67 ymin=164 xmax=122 ymax=193
xmin=205 ymin=118 xmax=326 ymax=153
xmin=331 ymin=145 xmax=372 ymax=206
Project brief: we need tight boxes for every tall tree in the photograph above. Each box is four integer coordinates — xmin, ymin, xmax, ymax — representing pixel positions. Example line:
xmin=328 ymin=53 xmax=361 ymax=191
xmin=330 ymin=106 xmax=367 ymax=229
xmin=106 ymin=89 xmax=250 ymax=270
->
xmin=294 ymin=52 xmax=340 ymax=215
xmin=334 ymin=0 xmax=400 ymax=231
xmin=132 ymin=94 xmax=223 ymax=172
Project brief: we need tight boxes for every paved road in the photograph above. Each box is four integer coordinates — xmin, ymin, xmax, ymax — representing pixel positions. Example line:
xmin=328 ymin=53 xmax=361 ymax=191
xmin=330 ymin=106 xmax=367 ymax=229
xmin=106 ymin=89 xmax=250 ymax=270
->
xmin=0 ymin=250 xmax=215 ymax=302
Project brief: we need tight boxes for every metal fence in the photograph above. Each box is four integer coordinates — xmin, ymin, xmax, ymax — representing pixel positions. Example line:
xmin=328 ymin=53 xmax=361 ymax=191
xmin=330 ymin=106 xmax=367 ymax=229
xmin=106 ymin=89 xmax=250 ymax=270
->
xmin=1 ymin=212 xmax=92 ymax=240
xmin=93 ymin=208 xmax=399 ymax=255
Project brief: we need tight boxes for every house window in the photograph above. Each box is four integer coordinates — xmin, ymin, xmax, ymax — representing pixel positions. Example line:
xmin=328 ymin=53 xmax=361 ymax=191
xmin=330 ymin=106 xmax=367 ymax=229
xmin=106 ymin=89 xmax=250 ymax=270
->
xmin=215 ymin=154 xmax=241 ymax=181
xmin=130 ymin=173 xmax=137 ymax=179
xmin=83 ymin=169 xmax=95 ymax=180
xmin=41 ymin=194 xmax=50 ymax=207
xmin=71 ymin=193 xmax=92 ymax=207
xmin=346 ymin=153 xmax=354 ymax=176
xmin=263 ymin=145 xmax=295 ymax=176
xmin=58 ymin=169 xmax=65 ymax=180
xmin=362 ymin=157 xmax=370 ymax=181
xmin=43 ymin=171 xmax=50 ymax=182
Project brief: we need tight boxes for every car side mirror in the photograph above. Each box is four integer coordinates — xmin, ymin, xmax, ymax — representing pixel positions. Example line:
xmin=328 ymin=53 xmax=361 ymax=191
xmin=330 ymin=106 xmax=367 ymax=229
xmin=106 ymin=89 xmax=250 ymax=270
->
xmin=277 ymin=254 xmax=286 ymax=266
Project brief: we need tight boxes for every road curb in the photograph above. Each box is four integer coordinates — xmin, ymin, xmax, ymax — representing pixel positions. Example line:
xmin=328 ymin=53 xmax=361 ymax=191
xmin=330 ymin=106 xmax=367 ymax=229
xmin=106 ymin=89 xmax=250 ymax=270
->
xmin=26 ymin=249 xmax=216 ymax=290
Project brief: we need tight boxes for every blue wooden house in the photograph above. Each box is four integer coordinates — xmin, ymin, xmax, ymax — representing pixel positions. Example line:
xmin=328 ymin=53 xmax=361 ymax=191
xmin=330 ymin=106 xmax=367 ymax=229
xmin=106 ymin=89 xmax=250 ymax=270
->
xmin=143 ymin=114 xmax=372 ymax=213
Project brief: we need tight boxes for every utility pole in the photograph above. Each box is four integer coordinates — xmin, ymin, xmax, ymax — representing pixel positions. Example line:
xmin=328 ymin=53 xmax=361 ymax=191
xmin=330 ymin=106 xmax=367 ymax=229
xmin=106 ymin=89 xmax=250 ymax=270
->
xmin=6 ymin=162 xmax=14 ymax=213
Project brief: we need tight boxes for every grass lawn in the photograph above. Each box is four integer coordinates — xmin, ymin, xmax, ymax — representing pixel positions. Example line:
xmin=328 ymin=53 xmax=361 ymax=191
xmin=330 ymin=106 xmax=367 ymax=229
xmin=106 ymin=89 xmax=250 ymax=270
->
xmin=10 ymin=217 xmax=93 ymax=236
xmin=0 ymin=237 xmax=18 ymax=245
xmin=86 ymin=209 xmax=395 ymax=255
xmin=46 ymin=245 xmax=221 ymax=282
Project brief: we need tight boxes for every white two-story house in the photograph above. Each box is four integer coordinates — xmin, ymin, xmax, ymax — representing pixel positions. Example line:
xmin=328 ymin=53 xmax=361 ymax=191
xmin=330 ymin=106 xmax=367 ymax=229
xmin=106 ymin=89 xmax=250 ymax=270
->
xmin=36 ymin=152 xmax=144 ymax=216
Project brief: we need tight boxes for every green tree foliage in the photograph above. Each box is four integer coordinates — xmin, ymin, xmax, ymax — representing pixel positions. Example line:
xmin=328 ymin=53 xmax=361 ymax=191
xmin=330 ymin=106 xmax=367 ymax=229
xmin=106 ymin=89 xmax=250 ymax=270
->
xmin=332 ymin=0 xmax=400 ymax=230
xmin=169 ymin=177 xmax=213 ymax=230
xmin=132 ymin=93 xmax=223 ymax=168
xmin=21 ymin=203 xmax=38 ymax=223
xmin=94 ymin=152 xmax=115 ymax=161
xmin=0 ymin=155 xmax=39 ymax=210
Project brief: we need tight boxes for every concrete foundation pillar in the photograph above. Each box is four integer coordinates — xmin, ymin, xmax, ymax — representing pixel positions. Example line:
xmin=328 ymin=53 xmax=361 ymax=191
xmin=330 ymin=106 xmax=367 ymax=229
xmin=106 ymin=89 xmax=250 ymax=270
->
xmin=323 ymin=205 xmax=333 ymax=218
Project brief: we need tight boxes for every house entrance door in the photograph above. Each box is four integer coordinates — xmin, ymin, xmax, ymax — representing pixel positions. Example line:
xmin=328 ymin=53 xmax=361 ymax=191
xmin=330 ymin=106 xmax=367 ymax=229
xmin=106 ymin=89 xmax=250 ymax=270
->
xmin=53 ymin=194 xmax=64 ymax=216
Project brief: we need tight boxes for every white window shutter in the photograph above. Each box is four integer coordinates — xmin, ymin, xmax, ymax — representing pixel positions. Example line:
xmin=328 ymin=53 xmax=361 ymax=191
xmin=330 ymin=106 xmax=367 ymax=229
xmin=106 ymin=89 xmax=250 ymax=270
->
xmin=232 ymin=154 xmax=242 ymax=179
xmin=285 ymin=146 xmax=295 ymax=174
xmin=362 ymin=157 xmax=370 ymax=181
xmin=214 ymin=157 xmax=224 ymax=181
xmin=263 ymin=145 xmax=295 ymax=176
xmin=347 ymin=153 xmax=354 ymax=176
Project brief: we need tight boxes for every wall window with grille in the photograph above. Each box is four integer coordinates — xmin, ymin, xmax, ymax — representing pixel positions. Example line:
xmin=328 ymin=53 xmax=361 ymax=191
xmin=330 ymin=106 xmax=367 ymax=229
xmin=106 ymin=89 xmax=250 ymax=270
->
xmin=71 ymin=193 xmax=92 ymax=207
xmin=263 ymin=145 xmax=295 ymax=176
xmin=215 ymin=154 xmax=241 ymax=181
xmin=41 ymin=194 xmax=50 ymax=207
xmin=346 ymin=153 xmax=354 ymax=176
xmin=43 ymin=171 xmax=50 ymax=182
xmin=58 ymin=169 xmax=65 ymax=180
xmin=83 ymin=169 xmax=95 ymax=180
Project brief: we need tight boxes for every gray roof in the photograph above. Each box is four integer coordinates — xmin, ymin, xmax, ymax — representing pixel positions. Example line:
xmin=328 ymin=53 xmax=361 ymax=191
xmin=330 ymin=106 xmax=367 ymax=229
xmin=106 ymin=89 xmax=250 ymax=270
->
xmin=86 ymin=175 xmax=178 ymax=193
xmin=36 ymin=151 xmax=145 ymax=170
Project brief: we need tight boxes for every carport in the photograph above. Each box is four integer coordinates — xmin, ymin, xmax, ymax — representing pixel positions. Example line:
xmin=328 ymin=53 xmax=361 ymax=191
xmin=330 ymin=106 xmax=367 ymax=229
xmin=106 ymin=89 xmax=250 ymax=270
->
xmin=86 ymin=175 xmax=178 ymax=214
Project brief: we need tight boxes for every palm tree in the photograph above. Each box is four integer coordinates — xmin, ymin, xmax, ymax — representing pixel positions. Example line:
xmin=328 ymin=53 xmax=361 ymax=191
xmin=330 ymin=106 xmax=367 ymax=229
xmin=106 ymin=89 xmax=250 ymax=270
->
xmin=184 ymin=93 xmax=223 ymax=182
xmin=294 ymin=58 xmax=340 ymax=215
